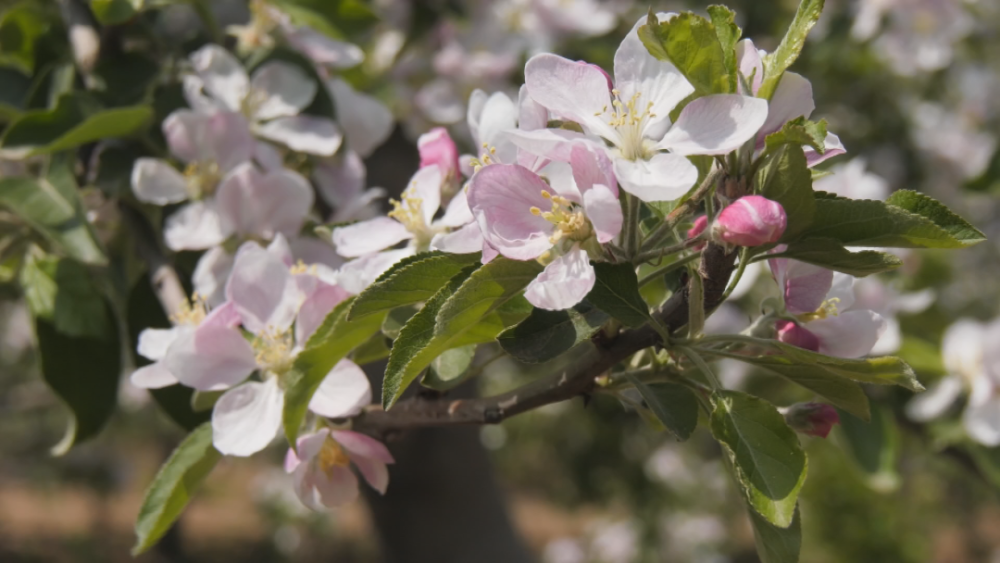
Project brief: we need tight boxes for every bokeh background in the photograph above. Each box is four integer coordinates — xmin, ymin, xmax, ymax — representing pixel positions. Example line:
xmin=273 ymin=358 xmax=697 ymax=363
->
xmin=1 ymin=0 xmax=999 ymax=561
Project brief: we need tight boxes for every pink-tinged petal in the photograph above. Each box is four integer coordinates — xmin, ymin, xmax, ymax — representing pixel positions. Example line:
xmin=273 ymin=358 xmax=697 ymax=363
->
xmin=612 ymin=152 xmax=698 ymax=202
xmin=505 ymin=128 xmax=590 ymax=165
xmin=332 ymin=217 xmax=413 ymax=258
xmin=256 ymin=115 xmax=343 ymax=156
xmin=288 ymin=429 xmax=330 ymax=473
xmin=216 ymin=163 xmax=314 ymax=240
xmin=435 ymin=189 xmax=474 ymax=228
xmin=776 ymin=319 xmax=821 ymax=352
xmin=760 ymin=72 xmax=815 ymax=137
xmin=130 ymin=362 xmax=179 ymax=389
xmin=518 ymin=84 xmax=548 ymax=131
xmin=964 ymin=377 xmax=1000 ymax=446
xmin=211 ymin=378 xmax=284 ymax=457
xmin=226 ymin=242 xmax=299 ymax=334
xmin=524 ymin=54 xmax=616 ymax=141
xmin=162 ymin=110 xmax=204 ymax=163
xmin=713 ymin=195 xmax=787 ymax=247
xmin=254 ymin=140 xmax=284 ymax=172
xmin=688 ymin=215 xmax=708 ymax=251
xmin=267 ymin=233 xmax=295 ymax=266
xmin=249 ymin=61 xmax=317 ymax=121
xmin=327 ymin=78 xmax=394 ymax=157
xmin=735 ymin=39 xmax=763 ymax=95
xmin=431 ymin=221 xmax=484 ymax=254
xmin=190 ymin=44 xmax=247 ymax=112
xmin=906 ymin=375 xmax=963 ymax=422
xmin=284 ymin=27 xmax=364 ymax=69
xmin=165 ymin=325 xmax=256 ymax=390
xmin=295 ymin=284 xmax=351 ymax=347
xmin=203 ymin=111 xmax=257 ymax=172
xmin=482 ymin=241 xmax=499 ymax=264
xmin=290 ymin=463 xmax=322 ymax=510
xmin=418 ymin=127 xmax=460 ymax=179
xmin=783 ymin=402 xmax=840 ymax=438
xmin=804 ymin=132 xmax=846 ymax=167
xmin=330 ymin=430 xmax=395 ymax=464
xmin=308 ymin=360 xmax=371 ymax=418
xmin=349 ymin=454 xmax=389 ymax=494
xmin=768 ymin=258 xmax=834 ymax=315
xmin=336 ymin=248 xmax=414 ymax=295
xmin=524 ymin=247 xmax=595 ymax=310
xmin=467 ymin=164 xmax=554 ymax=261
xmin=570 ymin=144 xmax=617 ymax=197
xmin=313 ymin=151 xmax=366 ymax=208
xmin=313 ymin=464 xmax=360 ymax=508
xmin=201 ymin=301 xmax=242 ymax=329
xmin=614 ymin=13 xmax=694 ymax=138
xmin=404 ymin=166 xmax=443 ymax=226
xmin=942 ymin=319 xmax=986 ymax=378
xmin=131 ymin=158 xmax=188 ymax=204
xmin=657 ymin=94 xmax=769 ymax=156
xmin=826 ymin=273 xmax=856 ymax=310
xmin=809 ymin=310 xmax=886 ymax=358
xmin=582 ymin=184 xmax=622 ymax=243
xmin=137 ymin=328 xmax=180 ymax=361
xmin=164 ymin=201 xmax=230 ymax=251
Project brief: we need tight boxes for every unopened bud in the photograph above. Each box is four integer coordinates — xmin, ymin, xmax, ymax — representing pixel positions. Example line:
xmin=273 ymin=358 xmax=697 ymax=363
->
xmin=775 ymin=320 xmax=820 ymax=352
xmin=712 ymin=195 xmax=787 ymax=247
xmin=417 ymin=127 xmax=460 ymax=178
xmin=782 ymin=402 xmax=840 ymax=438
xmin=687 ymin=215 xmax=708 ymax=251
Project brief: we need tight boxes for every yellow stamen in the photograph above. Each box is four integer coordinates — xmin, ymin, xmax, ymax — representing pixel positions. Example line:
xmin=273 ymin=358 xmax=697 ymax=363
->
xmin=171 ymin=294 xmax=208 ymax=326
xmin=797 ymin=297 xmax=842 ymax=323
xmin=318 ymin=437 xmax=351 ymax=473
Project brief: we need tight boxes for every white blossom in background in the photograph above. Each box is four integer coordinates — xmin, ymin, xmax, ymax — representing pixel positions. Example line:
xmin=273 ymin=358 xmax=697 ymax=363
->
xmin=813 ymin=158 xmax=889 ymax=200
xmin=910 ymin=102 xmax=997 ymax=180
xmin=869 ymin=0 xmax=972 ymax=76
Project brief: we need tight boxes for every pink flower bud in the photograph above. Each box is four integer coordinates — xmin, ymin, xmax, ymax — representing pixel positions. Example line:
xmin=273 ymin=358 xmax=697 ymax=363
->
xmin=783 ymin=402 xmax=840 ymax=438
xmin=418 ymin=127 xmax=459 ymax=179
xmin=712 ymin=195 xmax=787 ymax=247
xmin=687 ymin=215 xmax=708 ymax=251
xmin=776 ymin=319 xmax=820 ymax=352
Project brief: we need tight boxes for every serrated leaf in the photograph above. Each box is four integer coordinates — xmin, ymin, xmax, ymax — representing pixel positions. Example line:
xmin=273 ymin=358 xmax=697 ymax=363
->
xmin=711 ymin=390 xmax=807 ymax=527
xmin=707 ymin=5 xmax=741 ymax=93
xmin=626 ymin=375 xmax=699 ymax=440
xmin=497 ymin=300 xmax=608 ymax=363
xmin=348 ymin=252 xmax=481 ymax=320
xmin=886 ymin=189 xmax=986 ymax=245
xmin=20 ymin=250 xmax=111 ymax=339
xmin=352 ymin=331 xmax=391 ymax=365
xmin=587 ymin=262 xmax=650 ymax=328
xmin=132 ymin=424 xmax=220 ymax=555
xmin=282 ymin=298 xmax=385 ymax=446
xmin=759 ymin=0 xmax=825 ymax=99
xmin=764 ymin=117 xmax=827 ymax=154
xmin=749 ymin=505 xmax=802 ymax=563
xmin=434 ymin=258 xmax=543 ymax=336
xmin=757 ymin=145 xmax=815 ymax=240
xmin=763 ymin=238 xmax=902 ymax=277
xmin=639 ymin=12 xmax=732 ymax=95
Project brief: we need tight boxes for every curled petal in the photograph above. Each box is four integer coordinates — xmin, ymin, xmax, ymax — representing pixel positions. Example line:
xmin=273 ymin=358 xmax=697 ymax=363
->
xmin=524 ymin=247 xmax=595 ymax=310
xmin=212 ymin=378 xmax=284 ymax=457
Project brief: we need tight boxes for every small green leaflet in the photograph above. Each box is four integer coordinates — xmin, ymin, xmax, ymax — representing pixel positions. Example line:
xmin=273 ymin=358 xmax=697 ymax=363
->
xmin=497 ymin=300 xmax=609 ymax=364
xmin=348 ymin=252 xmax=480 ymax=320
xmin=638 ymin=11 xmax=732 ymax=95
xmin=586 ymin=262 xmax=651 ymax=328
xmin=764 ymin=117 xmax=827 ymax=155
xmin=749 ymin=505 xmax=802 ymax=563
xmin=757 ymin=145 xmax=815 ymax=241
xmin=759 ymin=0 xmax=825 ymax=100
xmin=625 ymin=374 xmax=699 ymax=440
xmin=20 ymin=249 xmax=112 ymax=339
xmin=707 ymin=5 xmax=741 ymax=93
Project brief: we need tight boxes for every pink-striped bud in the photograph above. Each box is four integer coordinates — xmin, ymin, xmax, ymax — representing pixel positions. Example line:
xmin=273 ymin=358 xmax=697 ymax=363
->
xmin=713 ymin=195 xmax=787 ymax=247
xmin=782 ymin=402 xmax=840 ymax=438
xmin=776 ymin=319 xmax=820 ymax=352
xmin=687 ymin=215 xmax=708 ymax=251
xmin=418 ymin=127 xmax=459 ymax=179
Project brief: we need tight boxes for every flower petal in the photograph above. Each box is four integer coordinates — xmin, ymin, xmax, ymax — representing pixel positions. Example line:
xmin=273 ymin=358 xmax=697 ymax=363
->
xmin=212 ymin=378 xmax=284 ymax=457
xmin=435 ymin=189 xmax=474 ymax=228
xmin=130 ymin=362 xmax=179 ymax=389
xmin=524 ymin=247 xmax=595 ymax=310
xmin=430 ymin=221 xmax=484 ymax=254
xmin=336 ymin=248 xmax=414 ymax=295
xmin=735 ymin=39 xmax=763 ymax=95
xmin=942 ymin=319 xmax=986 ymax=378
xmin=256 ymin=115 xmax=343 ymax=156
xmin=284 ymin=27 xmax=364 ymax=69
xmin=216 ymin=163 xmax=314 ymax=240
xmin=657 ymin=94 xmax=769 ymax=156
xmin=225 ymin=242 xmax=299 ymax=334
xmin=612 ymin=152 xmax=698 ymax=202
xmin=249 ymin=61 xmax=317 ymax=121
xmin=331 ymin=429 xmax=395 ymax=464
xmin=518 ymin=84 xmax=549 ymax=132
xmin=809 ymin=309 xmax=886 ymax=358
xmin=193 ymin=246 xmax=236 ymax=307
xmin=164 ymin=201 xmax=230 ymax=251
xmin=190 ymin=44 xmax=248 ymax=112
xmin=905 ymin=375 xmax=962 ymax=422
xmin=583 ymin=184 xmax=623 ymax=243
xmin=137 ymin=328 xmax=180 ymax=361
xmin=131 ymin=158 xmax=188 ymax=204
xmin=349 ymin=454 xmax=389 ymax=495
xmin=467 ymin=163 xmax=555 ymax=260
xmin=403 ymin=166 xmax=442 ymax=227
xmin=313 ymin=464 xmax=360 ymax=508
xmin=308 ymin=359 xmax=371 ymax=418
xmin=164 ymin=109 xmax=255 ymax=171
xmin=295 ymin=283 xmax=351 ymax=347
xmin=760 ymin=72 xmax=815 ymax=136
xmin=327 ymin=78 xmax=394 ymax=157
xmin=332 ymin=216 xmax=413 ymax=258
xmin=805 ymin=132 xmax=846 ymax=167
xmin=570 ymin=143 xmax=617 ymax=197
xmin=165 ymin=325 xmax=257 ymax=390
xmin=524 ymin=53 xmax=616 ymax=141
xmin=768 ymin=258 xmax=833 ymax=315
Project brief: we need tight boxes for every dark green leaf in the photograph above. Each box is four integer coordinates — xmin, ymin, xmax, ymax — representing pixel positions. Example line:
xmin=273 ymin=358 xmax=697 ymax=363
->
xmin=836 ymin=406 xmax=900 ymax=491
xmin=757 ymin=145 xmax=815 ymax=240
xmin=20 ymin=249 xmax=111 ymax=339
xmin=133 ymin=424 xmax=221 ymax=555
xmin=763 ymin=238 xmax=902 ymax=277
xmin=711 ymin=390 xmax=807 ymax=527
xmin=759 ymin=0 xmax=825 ymax=99
xmin=886 ymin=189 xmax=986 ymax=245
xmin=749 ymin=505 xmax=802 ymax=563
xmin=348 ymin=252 xmax=480 ymax=320
xmin=0 ymin=3 xmax=48 ymax=74
xmin=707 ymin=5 xmax=741 ymax=93
xmin=586 ymin=262 xmax=650 ymax=327
xmin=764 ymin=117 xmax=827 ymax=154
xmin=639 ymin=12 xmax=732 ymax=95
xmin=497 ymin=300 xmax=608 ymax=363
xmin=626 ymin=374 xmax=699 ymax=440
xmin=91 ymin=0 xmax=141 ymax=25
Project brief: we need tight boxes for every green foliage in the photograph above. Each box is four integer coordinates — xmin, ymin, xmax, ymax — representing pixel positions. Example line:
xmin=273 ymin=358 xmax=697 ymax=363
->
xmin=759 ymin=0 xmax=825 ymax=99
xmin=586 ymin=262 xmax=650 ymax=328
xmin=625 ymin=374 xmax=699 ymax=440
xmin=639 ymin=11 xmax=732 ymax=95
xmin=90 ymin=0 xmax=142 ymax=25
xmin=885 ymin=190 xmax=986 ymax=245
xmin=20 ymin=249 xmax=111 ymax=339
xmin=497 ymin=300 xmax=608 ymax=364
xmin=711 ymin=390 xmax=807 ymax=528
xmin=0 ymin=2 xmax=49 ymax=74
xmin=707 ymin=5 xmax=741 ymax=92
xmin=763 ymin=238 xmax=903 ymax=277
xmin=132 ymin=424 xmax=221 ymax=555
xmin=423 ymin=344 xmax=477 ymax=390
xmin=756 ymin=144 xmax=816 ymax=240
xmin=764 ymin=117 xmax=828 ymax=154
xmin=836 ymin=406 xmax=900 ymax=491
xmin=348 ymin=252 xmax=480 ymax=320
xmin=749 ymin=506 xmax=802 ymax=563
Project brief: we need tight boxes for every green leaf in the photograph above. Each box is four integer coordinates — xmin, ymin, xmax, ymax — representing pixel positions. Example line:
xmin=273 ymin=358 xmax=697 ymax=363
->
xmin=749 ymin=505 xmax=802 ymax=563
xmin=434 ymin=258 xmax=543 ymax=337
xmin=967 ymin=444 xmax=1000 ymax=491
xmin=625 ymin=374 xmax=699 ymax=440
xmin=759 ymin=0 xmax=825 ymax=99
xmin=352 ymin=331 xmax=391 ymax=365
xmin=91 ymin=0 xmax=142 ymax=25
xmin=0 ymin=3 xmax=48 ymax=74
xmin=282 ymin=298 xmax=386 ymax=446
xmin=639 ymin=11 xmax=732 ymax=95
xmin=20 ymin=249 xmax=111 ymax=339
xmin=885 ymin=189 xmax=987 ymax=245
xmin=423 ymin=345 xmax=477 ymax=390
xmin=763 ymin=238 xmax=902 ymax=277
xmin=688 ymin=269 xmax=705 ymax=337
xmin=1 ymin=94 xmax=152 ymax=156
xmin=190 ymin=390 xmax=224 ymax=412
xmin=757 ymin=145 xmax=815 ymax=241
xmin=707 ymin=5 xmax=741 ymax=93
xmin=586 ymin=262 xmax=650 ymax=328
xmin=132 ymin=424 xmax=220 ymax=555
xmin=835 ymin=406 xmax=900 ymax=491
xmin=35 ymin=314 xmax=121 ymax=455
xmin=711 ymin=390 xmax=807 ymax=527
xmin=764 ymin=117 xmax=828 ymax=154
xmin=381 ymin=305 xmax=417 ymax=340
xmin=497 ymin=300 xmax=608 ymax=363
xmin=348 ymin=252 xmax=480 ymax=320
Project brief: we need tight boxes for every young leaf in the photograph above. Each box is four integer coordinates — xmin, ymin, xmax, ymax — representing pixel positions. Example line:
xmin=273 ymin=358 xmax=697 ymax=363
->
xmin=423 ymin=345 xmax=477 ymax=390
xmin=638 ymin=12 xmax=732 ymax=95
xmin=758 ymin=0 xmax=825 ymax=99
xmin=587 ymin=262 xmax=651 ymax=328
xmin=707 ymin=5 xmax=741 ymax=92
xmin=497 ymin=300 xmax=609 ymax=364
xmin=434 ymin=258 xmax=544 ymax=337
xmin=764 ymin=117 xmax=828 ymax=154
xmin=885 ymin=189 xmax=986 ymax=245
xmin=132 ymin=424 xmax=221 ymax=555
xmin=348 ymin=252 xmax=481 ymax=320
xmin=762 ymin=238 xmax=902 ymax=277
xmin=711 ymin=390 xmax=807 ymax=528
xmin=625 ymin=374 xmax=699 ymax=440
xmin=282 ymin=298 xmax=386 ymax=446
xmin=749 ymin=505 xmax=802 ymax=563
xmin=756 ymin=145 xmax=815 ymax=240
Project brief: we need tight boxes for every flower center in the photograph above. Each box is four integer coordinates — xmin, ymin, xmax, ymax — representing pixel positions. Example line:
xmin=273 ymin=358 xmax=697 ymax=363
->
xmin=469 ymin=143 xmax=499 ymax=173
xmin=797 ymin=298 xmax=841 ymax=323
xmin=388 ymin=188 xmax=437 ymax=249
xmin=183 ymin=161 xmax=221 ymax=200
xmin=318 ymin=437 xmax=351 ymax=474
xmin=241 ymin=87 xmax=271 ymax=120
xmin=529 ymin=190 xmax=592 ymax=244
xmin=289 ymin=259 xmax=317 ymax=276
xmin=596 ymin=89 xmax=656 ymax=161
xmin=171 ymin=294 xmax=208 ymax=326
xmin=252 ymin=327 xmax=295 ymax=375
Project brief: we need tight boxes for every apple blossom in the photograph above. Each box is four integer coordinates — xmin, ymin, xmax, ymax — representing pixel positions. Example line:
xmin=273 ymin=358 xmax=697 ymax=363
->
xmin=312 ymin=151 xmax=387 ymax=223
xmin=522 ymin=14 xmax=768 ymax=202
xmin=418 ymin=127 xmax=461 ymax=184
xmin=285 ymin=428 xmax=394 ymax=510
xmin=813 ymin=158 xmax=889 ymax=200
xmin=215 ymin=163 xmax=314 ymax=241
xmin=712 ymin=196 xmax=787 ymax=247
xmin=326 ymin=78 xmax=395 ymax=158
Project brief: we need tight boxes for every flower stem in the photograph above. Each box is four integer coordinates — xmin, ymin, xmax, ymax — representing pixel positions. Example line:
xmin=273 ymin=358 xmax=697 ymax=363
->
xmin=637 ymin=252 xmax=701 ymax=287
xmin=621 ymin=193 xmax=641 ymax=258
xmin=639 ymin=168 xmax=722 ymax=254
xmin=633 ymin=235 xmax=705 ymax=265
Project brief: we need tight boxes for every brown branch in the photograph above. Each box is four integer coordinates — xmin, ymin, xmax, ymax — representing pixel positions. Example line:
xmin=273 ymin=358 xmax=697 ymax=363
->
xmin=353 ymin=241 xmax=739 ymax=439
xmin=120 ymin=203 xmax=187 ymax=317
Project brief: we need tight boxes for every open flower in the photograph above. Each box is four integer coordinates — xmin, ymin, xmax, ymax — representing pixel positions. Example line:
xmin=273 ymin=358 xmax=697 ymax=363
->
xmin=285 ymin=428 xmax=394 ymax=509
xmin=215 ymin=163 xmax=314 ymax=241
xmin=186 ymin=44 xmax=342 ymax=156
xmin=523 ymin=14 xmax=768 ymax=202
xmin=468 ymin=144 xmax=621 ymax=310
xmin=768 ymin=256 xmax=886 ymax=358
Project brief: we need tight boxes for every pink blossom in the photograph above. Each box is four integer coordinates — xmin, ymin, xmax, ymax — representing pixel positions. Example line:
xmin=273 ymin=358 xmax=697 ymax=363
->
xmin=782 ymin=402 xmax=840 ymax=438
xmin=687 ymin=215 xmax=708 ymax=251
xmin=418 ymin=127 xmax=460 ymax=181
xmin=712 ymin=196 xmax=787 ymax=247
xmin=285 ymin=428 xmax=394 ymax=509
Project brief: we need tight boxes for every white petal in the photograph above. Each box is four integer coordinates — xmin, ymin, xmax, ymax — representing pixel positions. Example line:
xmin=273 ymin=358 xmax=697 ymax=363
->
xmin=517 ymin=84 xmax=549 ymax=131
xmin=613 ymin=153 xmax=698 ymax=202
xmin=256 ymin=116 xmax=343 ymax=156
xmin=193 ymin=246 xmax=236 ymax=308
xmin=164 ymin=325 xmax=257 ymax=390
xmin=404 ymin=166 xmax=443 ymax=226
xmin=212 ymin=378 xmax=284 ymax=457
xmin=327 ymin=78 xmax=394 ymax=157
xmin=760 ymin=72 xmax=815 ymax=136
xmin=308 ymin=359 xmax=372 ymax=418
xmin=336 ymin=248 xmax=414 ymax=295
xmin=905 ymin=375 xmax=962 ymax=422
xmin=430 ymin=221 xmax=484 ymax=254
xmin=250 ymin=61 xmax=317 ymax=121
xmin=295 ymin=283 xmax=351 ymax=347
xmin=284 ymin=27 xmax=364 ymax=69
xmin=477 ymin=91 xmax=518 ymax=149
xmin=216 ymin=163 xmax=314 ymax=240
xmin=810 ymin=310 xmax=886 ymax=358
xmin=332 ymin=217 xmax=413 ymax=258
xmin=190 ymin=44 xmax=247 ymax=112
xmin=582 ymin=184 xmax=622 ymax=243
xmin=225 ymin=242 xmax=299 ymax=334
xmin=965 ymin=377 xmax=1000 ymax=446
xmin=435 ymin=190 xmax=474 ymax=228
xmin=524 ymin=247 xmax=595 ymax=310
xmin=130 ymin=362 xmax=179 ymax=389
xmin=657 ymin=94 xmax=769 ymax=156
xmin=942 ymin=319 xmax=986 ymax=380
xmin=523 ymin=53 xmax=617 ymax=141
xmin=164 ymin=201 xmax=230 ymax=251
xmin=131 ymin=158 xmax=188 ymax=204
xmin=735 ymin=39 xmax=763 ymax=95
xmin=313 ymin=151 xmax=366 ymax=209
xmin=137 ymin=328 xmax=180 ymax=361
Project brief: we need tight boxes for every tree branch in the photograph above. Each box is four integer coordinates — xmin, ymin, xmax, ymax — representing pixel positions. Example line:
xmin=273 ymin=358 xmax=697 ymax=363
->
xmin=120 ymin=203 xmax=187 ymax=317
